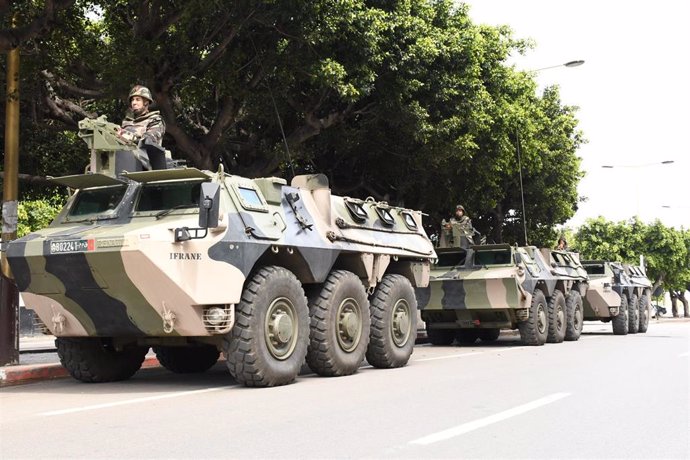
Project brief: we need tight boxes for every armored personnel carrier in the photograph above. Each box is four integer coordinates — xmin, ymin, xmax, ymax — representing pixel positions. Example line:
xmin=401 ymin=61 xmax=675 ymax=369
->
xmin=582 ymin=260 xmax=652 ymax=334
xmin=416 ymin=244 xmax=589 ymax=346
xmin=4 ymin=117 xmax=435 ymax=387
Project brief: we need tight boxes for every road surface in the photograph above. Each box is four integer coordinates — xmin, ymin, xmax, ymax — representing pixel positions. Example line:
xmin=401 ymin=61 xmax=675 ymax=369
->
xmin=1 ymin=321 xmax=688 ymax=459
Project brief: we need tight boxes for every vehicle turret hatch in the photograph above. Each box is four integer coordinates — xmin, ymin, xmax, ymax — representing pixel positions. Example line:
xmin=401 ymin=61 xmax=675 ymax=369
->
xmin=49 ymin=173 xmax=126 ymax=189
xmin=123 ymin=168 xmax=211 ymax=183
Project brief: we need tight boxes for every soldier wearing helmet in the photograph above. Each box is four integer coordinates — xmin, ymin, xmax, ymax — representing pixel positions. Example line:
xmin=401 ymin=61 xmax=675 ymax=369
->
xmin=119 ymin=85 xmax=165 ymax=146
xmin=439 ymin=204 xmax=474 ymax=248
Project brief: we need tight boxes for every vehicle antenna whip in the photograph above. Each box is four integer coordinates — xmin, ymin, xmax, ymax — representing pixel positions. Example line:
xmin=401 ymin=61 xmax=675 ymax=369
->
xmin=515 ymin=126 xmax=529 ymax=245
xmin=251 ymin=38 xmax=296 ymax=180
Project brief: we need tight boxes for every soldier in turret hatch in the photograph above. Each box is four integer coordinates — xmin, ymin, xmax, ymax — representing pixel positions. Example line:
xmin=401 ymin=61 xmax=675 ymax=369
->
xmin=440 ymin=204 xmax=474 ymax=248
xmin=119 ymin=85 xmax=165 ymax=146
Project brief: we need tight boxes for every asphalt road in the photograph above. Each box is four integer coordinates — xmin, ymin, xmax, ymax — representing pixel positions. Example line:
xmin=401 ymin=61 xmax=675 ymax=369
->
xmin=1 ymin=321 xmax=688 ymax=459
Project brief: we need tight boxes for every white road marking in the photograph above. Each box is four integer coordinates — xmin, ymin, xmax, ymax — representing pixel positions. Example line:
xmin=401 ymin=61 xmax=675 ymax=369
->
xmin=414 ymin=352 xmax=484 ymax=362
xmin=679 ymin=352 xmax=689 ymax=358
xmin=414 ymin=346 xmax=527 ymax=362
xmin=409 ymin=392 xmax=572 ymax=445
xmin=38 ymin=386 xmax=232 ymax=417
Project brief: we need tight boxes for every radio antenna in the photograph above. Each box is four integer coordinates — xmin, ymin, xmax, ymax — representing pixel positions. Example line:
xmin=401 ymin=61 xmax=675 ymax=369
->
xmin=515 ymin=127 xmax=529 ymax=245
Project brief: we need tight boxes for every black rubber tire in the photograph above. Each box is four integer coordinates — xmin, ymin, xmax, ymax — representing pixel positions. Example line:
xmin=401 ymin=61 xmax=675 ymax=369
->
xmin=56 ymin=337 xmax=148 ymax=383
xmin=612 ymin=293 xmax=629 ymax=335
xmin=455 ymin=329 xmax=479 ymax=345
xmin=365 ymin=274 xmax=417 ymax=369
xmin=153 ymin=345 xmax=220 ymax=374
xmin=478 ymin=328 xmax=501 ymax=342
xmin=306 ymin=270 xmax=371 ymax=377
xmin=546 ymin=289 xmax=567 ymax=343
xmin=638 ymin=292 xmax=651 ymax=333
xmin=628 ymin=293 xmax=640 ymax=334
xmin=223 ymin=266 xmax=309 ymax=387
xmin=518 ymin=290 xmax=548 ymax=346
xmin=427 ymin=327 xmax=455 ymax=345
xmin=564 ymin=291 xmax=584 ymax=341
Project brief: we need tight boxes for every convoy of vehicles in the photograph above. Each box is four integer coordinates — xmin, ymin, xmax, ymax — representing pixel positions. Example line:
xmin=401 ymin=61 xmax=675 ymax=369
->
xmin=1 ymin=116 xmax=655 ymax=386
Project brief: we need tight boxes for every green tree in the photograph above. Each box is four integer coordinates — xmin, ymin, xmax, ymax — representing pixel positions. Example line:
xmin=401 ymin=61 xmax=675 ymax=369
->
xmin=574 ymin=217 xmax=690 ymax=293
xmin=1 ymin=0 xmax=585 ymax=244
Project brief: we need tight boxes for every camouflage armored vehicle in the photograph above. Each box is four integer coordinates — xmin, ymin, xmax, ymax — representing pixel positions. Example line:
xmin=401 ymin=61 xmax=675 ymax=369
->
xmin=4 ymin=117 xmax=435 ymax=387
xmin=582 ymin=260 xmax=652 ymax=334
xmin=416 ymin=244 xmax=589 ymax=346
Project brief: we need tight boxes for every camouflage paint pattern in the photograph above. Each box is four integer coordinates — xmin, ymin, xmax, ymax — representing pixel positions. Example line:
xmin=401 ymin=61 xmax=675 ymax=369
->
xmin=5 ymin=122 xmax=435 ymax=342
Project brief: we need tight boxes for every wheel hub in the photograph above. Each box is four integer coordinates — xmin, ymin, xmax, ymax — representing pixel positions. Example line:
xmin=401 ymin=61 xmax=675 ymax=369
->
xmin=391 ymin=300 xmax=411 ymax=346
xmin=337 ymin=299 xmax=361 ymax=352
xmin=270 ymin=312 xmax=294 ymax=345
xmin=537 ymin=305 xmax=547 ymax=334
xmin=265 ymin=298 xmax=298 ymax=360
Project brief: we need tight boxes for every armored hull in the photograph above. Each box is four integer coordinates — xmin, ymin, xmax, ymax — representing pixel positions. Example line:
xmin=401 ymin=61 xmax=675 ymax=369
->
xmin=417 ymin=245 xmax=590 ymax=346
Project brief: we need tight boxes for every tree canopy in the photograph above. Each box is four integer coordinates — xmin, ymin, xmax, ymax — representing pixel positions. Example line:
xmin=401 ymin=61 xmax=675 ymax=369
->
xmin=574 ymin=217 xmax=690 ymax=293
xmin=1 ymin=0 xmax=585 ymax=245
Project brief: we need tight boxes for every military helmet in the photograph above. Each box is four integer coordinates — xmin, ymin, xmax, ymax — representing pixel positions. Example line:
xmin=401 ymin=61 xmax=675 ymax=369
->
xmin=129 ymin=85 xmax=153 ymax=104
xmin=455 ymin=204 xmax=465 ymax=212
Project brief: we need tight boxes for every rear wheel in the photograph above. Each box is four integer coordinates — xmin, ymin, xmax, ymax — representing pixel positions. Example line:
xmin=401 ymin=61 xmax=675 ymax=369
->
xmin=306 ymin=270 xmax=371 ymax=377
xmin=628 ymin=293 xmax=640 ymax=334
xmin=454 ymin=329 xmax=479 ymax=345
xmin=547 ymin=289 xmax=567 ymax=343
xmin=518 ymin=290 xmax=548 ymax=346
xmin=223 ymin=266 xmax=309 ymax=387
xmin=565 ymin=291 xmax=584 ymax=341
xmin=478 ymin=328 xmax=501 ymax=342
xmin=56 ymin=337 xmax=148 ymax=383
xmin=366 ymin=275 xmax=417 ymax=369
xmin=153 ymin=345 xmax=220 ymax=374
xmin=427 ymin=327 xmax=455 ymax=345
xmin=638 ymin=292 xmax=651 ymax=333
xmin=612 ymin=293 xmax=629 ymax=335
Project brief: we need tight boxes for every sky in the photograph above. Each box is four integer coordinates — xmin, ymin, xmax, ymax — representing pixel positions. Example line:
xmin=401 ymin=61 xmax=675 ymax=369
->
xmin=463 ymin=0 xmax=690 ymax=230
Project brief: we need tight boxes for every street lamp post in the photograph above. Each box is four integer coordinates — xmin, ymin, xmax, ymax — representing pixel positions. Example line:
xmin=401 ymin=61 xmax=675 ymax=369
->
xmin=516 ymin=59 xmax=585 ymax=245
xmin=601 ymin=161 xmax=675 ymax=217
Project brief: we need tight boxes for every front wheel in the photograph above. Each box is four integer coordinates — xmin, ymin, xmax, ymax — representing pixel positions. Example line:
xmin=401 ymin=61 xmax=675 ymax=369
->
xmin=612 ymin=294 xmax=629 ymax=335
xmin=565 ymin=291 xmax=584 ymax=341
xmin=56 ymin=337 xmax=148 ymax=383
xmin=628 ymin=293 xmax=640 ymax=334
xmin=366 ymin=275 xmax=417 ymax=369
xmin=223 ymin=266 xmax=309 ymax=387
xmin=519 ymin=290 xmax=548 ymax=346
xmin=638 ymin=292 xmax=651 ymax=333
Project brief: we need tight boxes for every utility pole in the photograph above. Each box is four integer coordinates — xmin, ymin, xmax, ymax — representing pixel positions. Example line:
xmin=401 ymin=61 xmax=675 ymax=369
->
xmin=1 ymin=17 xmax=20 ymax=366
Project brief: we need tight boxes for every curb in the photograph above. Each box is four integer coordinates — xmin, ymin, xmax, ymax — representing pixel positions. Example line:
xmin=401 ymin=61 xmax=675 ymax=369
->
xmin=0 ymin=356 xmax=161 ymax=387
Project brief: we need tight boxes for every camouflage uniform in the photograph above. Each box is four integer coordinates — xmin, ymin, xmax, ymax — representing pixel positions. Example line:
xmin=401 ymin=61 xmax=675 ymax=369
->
xmin=449 ymin=214 xmax=473 ymax=248
xmin=121 ymin=110 xmax=165 ymax=146
xmin=439 ymin=205 xmax=474 ymax=248
xmin=121 ymin=85 xmax=165 ymax=146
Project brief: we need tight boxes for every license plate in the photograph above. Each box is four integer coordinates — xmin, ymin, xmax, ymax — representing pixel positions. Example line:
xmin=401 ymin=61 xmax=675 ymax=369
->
xmin=49 ymin=239 xmax=92 ymax=254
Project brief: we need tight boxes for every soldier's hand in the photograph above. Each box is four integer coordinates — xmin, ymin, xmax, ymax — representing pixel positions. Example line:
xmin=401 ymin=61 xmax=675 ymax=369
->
xmin=117 ymin=128 xmax=137 ymax=143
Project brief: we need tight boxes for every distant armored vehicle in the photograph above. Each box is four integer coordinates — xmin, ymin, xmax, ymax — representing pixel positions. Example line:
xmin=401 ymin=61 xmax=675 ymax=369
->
xmin=582 ymin=261 xmax=653 ymax=334
xmin=4 ymin=117 xmax=435 ymax=387
xmin=416 ymin=244 xmax=588 ymax=346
